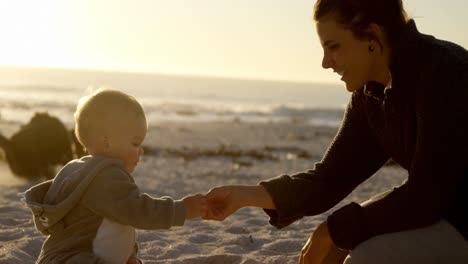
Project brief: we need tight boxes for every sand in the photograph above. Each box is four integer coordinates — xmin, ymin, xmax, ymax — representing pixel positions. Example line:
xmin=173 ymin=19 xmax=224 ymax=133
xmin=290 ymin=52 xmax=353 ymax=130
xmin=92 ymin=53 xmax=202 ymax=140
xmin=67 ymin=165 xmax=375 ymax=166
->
xmin=0 ymin=121 xmax=407 ymax=264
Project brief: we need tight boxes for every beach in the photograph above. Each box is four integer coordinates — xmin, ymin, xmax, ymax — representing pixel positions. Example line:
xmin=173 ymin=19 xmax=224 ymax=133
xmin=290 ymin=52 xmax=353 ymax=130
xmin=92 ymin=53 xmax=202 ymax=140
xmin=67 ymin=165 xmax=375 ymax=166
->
xmin=0 ymin=119 xmax=407 ymax=264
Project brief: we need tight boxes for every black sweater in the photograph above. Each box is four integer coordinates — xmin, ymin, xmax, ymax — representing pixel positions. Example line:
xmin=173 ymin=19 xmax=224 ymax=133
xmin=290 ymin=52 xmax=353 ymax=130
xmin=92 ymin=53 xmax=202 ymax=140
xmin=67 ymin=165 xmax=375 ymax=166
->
xmin=260 ymin=20 xmax=468 ymax=250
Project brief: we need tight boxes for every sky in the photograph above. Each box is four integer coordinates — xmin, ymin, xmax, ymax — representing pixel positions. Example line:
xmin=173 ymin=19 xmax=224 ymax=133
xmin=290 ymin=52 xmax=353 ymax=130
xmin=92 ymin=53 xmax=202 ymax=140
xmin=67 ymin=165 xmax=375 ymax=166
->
xmin=0 ymin=0 xmax=466 ymax=83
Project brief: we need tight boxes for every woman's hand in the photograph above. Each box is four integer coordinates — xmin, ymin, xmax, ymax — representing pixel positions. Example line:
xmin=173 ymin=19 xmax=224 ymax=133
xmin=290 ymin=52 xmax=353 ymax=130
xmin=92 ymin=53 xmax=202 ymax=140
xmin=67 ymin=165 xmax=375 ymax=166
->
xmin=299 ymin=221 xmax=347 ymax=264
xmin=203 ymin=185 xmax=244 ymax=221
xmin=204 ymin=185 xmax=275 ymax=221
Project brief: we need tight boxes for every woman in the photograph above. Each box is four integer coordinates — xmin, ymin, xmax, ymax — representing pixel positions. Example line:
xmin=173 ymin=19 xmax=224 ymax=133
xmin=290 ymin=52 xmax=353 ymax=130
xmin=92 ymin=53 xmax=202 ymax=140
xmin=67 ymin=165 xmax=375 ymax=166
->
xmin=204 ymin=0 xmax=468 ymax=263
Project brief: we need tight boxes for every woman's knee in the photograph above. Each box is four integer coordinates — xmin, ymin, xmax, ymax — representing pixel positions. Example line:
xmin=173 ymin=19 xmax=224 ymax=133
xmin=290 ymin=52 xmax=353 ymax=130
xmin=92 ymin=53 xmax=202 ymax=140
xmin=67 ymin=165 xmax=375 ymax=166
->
xmin=342 ymin=241 xmax=386 ymax=264
xmin=342 ymin=220 xmax=468 ymax=264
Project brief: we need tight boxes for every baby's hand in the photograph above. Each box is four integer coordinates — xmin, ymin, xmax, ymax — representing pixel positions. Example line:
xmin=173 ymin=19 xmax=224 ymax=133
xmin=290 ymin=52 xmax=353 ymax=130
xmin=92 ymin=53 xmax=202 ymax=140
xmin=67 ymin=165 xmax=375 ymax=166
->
xmin=182 ymin=193 xmax=207 ymax=219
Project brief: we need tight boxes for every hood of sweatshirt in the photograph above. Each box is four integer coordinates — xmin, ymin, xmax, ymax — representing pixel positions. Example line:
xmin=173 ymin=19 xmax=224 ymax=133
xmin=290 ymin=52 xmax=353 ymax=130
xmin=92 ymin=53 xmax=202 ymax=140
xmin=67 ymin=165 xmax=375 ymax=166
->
xmin=22 ymin=155 xmax=124 ymax=235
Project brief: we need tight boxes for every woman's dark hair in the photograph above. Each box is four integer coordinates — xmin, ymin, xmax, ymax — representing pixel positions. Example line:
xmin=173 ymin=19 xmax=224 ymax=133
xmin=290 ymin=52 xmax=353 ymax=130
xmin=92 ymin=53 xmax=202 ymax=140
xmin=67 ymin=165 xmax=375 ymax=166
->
xmin=313 ymin=0 xmax=409 ymax=47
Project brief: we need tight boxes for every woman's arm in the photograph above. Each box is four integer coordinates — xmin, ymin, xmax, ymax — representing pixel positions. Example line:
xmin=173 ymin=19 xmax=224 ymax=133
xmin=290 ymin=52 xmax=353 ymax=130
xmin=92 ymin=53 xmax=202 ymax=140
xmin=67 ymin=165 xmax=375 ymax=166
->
xmin=259 ymin=91 xmax=389 ymax=228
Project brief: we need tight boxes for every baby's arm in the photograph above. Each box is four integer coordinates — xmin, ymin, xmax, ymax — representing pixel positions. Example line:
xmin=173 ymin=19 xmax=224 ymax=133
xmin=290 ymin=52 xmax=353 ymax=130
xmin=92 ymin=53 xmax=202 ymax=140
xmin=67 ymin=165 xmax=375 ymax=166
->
xmin=182 ymin=193 xmax=207 ymax=219
xmin=82 ymin=167 xmax=186 ymax=229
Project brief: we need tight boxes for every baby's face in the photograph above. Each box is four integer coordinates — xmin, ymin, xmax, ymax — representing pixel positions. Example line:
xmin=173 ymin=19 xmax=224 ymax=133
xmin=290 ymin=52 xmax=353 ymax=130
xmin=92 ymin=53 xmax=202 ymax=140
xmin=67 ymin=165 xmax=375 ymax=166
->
xmin=105 ymin=116 xmax=147 ymax=173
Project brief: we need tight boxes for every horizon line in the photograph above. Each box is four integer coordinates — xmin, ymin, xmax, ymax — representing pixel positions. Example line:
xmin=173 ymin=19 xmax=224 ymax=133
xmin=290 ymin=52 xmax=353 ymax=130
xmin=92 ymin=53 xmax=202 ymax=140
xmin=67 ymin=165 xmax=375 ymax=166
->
xmin=0 ymin=63 xmax=340 ymax=87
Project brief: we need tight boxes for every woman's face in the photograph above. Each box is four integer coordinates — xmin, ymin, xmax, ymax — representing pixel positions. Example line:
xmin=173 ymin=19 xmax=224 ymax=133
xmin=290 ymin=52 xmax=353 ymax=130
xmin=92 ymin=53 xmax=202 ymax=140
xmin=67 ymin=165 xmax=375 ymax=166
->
xmin=316 ymin=15 xmax=375 ymax=92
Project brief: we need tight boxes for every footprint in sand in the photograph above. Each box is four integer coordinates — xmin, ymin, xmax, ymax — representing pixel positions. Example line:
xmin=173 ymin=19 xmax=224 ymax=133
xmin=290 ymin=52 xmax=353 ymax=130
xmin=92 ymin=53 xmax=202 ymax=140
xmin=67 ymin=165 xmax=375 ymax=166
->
xmin=229 ymin=235 xmax=263 ymax=252
xmin=168 ymin=254 xmax=242 ymax=264
xmin=0 ymin=229 xmax=24 ymax=241
xmin=188 ymin=233 xmax=218 ymax=244
xmin=0 ymin=205 xmax=26 ymax=214
xmin=244 ymin=218 xmax=264 ymax=226
xmin=225 ymin=225 xmax=250 ymax=235
xmin=262 ymin=239 xmax=303 ymax=254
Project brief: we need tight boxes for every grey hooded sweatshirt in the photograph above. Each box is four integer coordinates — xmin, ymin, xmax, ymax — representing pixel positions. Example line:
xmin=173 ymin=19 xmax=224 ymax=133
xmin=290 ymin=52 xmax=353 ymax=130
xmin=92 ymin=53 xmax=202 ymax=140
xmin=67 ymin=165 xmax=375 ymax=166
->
xmin=23 ymin=155 xmax=186 ymax=264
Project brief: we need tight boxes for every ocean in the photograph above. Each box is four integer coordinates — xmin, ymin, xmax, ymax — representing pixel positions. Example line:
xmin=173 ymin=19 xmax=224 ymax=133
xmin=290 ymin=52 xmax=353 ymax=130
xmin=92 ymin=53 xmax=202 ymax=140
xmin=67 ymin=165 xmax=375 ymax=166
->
xmin=0 ymin=67 xmax=350 ymax=128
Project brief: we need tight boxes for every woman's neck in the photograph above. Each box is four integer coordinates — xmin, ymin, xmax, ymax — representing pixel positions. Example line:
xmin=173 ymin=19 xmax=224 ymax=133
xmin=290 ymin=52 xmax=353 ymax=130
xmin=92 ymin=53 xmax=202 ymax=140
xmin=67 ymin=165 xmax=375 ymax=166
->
xmin=371 ymin=46 xmax=392 ymax=85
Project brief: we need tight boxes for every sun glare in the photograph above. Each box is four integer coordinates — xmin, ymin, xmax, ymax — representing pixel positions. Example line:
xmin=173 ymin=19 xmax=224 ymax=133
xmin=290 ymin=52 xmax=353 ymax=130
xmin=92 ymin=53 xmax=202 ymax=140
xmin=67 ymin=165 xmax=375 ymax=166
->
xmin=0 ymin=0 xmax=466 ymax=83
xmin=0 ymin=1 xmax=68 ymax=67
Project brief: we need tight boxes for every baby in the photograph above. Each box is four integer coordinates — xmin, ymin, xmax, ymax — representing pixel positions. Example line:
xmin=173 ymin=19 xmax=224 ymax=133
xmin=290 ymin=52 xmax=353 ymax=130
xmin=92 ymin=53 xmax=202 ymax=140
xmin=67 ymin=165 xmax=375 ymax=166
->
xmin=23 ymin=88 xmax=207 ymax=264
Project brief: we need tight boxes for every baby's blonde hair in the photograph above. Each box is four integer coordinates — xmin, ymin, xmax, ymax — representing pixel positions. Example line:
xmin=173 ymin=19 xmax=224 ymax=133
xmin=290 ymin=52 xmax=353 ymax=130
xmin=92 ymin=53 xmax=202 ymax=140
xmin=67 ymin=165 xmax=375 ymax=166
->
xmin=74 ymin=88 xmax=146 ymax=150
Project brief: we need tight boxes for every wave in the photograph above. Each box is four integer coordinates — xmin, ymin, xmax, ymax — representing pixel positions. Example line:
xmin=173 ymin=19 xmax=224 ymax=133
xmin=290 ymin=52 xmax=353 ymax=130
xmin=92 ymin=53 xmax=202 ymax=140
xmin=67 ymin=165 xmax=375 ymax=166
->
xmin=143 ymin=102 xmax=345 ymax=127
xmin=0 ymin=82 xmax=347 ymax=128
xmin=1 ymin=99 xmax=345 ymax=128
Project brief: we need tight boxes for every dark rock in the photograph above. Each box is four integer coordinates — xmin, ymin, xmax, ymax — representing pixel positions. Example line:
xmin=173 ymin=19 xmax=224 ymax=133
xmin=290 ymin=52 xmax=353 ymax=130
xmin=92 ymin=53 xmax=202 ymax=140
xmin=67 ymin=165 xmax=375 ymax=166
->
xmin=0 ymin=112 xmax=74 ymax=180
